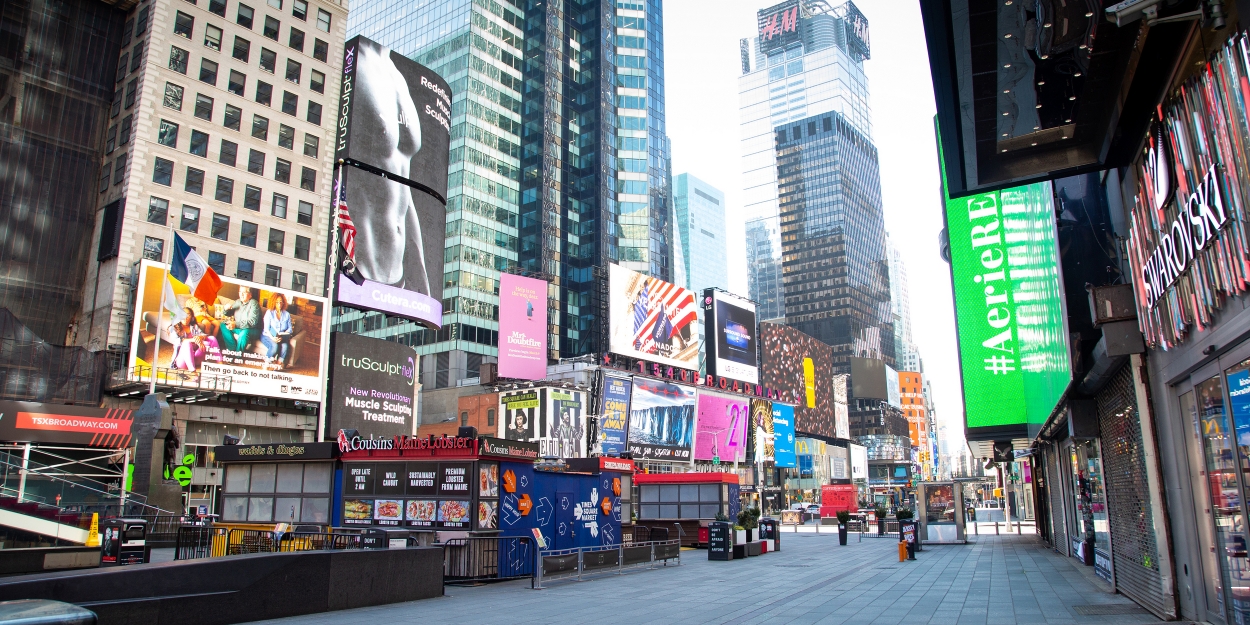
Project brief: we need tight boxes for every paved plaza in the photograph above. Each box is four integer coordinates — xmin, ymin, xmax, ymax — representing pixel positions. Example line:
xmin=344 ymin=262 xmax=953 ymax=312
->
xmin=245 ymin=533 xmax=1165 ymax=625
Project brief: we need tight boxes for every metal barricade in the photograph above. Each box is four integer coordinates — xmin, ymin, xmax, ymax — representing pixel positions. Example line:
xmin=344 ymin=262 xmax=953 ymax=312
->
xmin=534 ymin=539 xmax=681 ymax=589
xmin=174 ymin=525 xmax=228 ymax=560
xmin=175 ymin=526 xmax=364 ymax=559
xmin=442 ymin=536 xmax=536 ymax=587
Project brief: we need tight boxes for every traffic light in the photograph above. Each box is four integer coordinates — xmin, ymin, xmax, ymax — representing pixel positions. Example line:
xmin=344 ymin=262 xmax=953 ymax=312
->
xmin=993 ymin=488 xmax=1003 ymax=498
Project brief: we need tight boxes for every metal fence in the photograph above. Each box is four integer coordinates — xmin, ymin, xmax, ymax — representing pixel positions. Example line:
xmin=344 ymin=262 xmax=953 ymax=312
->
xmin=535 ymin=539 xmax=681 ymax=589
xmin=174 ymin=526 xmax=364 ymax=559
xmin=443 ymin=536 xmax=537 ymax=587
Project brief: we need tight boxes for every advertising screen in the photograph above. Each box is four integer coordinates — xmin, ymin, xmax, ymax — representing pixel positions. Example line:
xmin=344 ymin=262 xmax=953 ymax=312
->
xmin=885 ymin=365 xmax=901 ymax=408
xmin=598 ymin=376 xmax=632 ymax=456
xmin=608 ymin=264 xmax=700 ymax=370
xmin=497 ymin=274 xmax=548 ymax=380
xmin=0 ymin=401 xmax=134 ymax=448
xmin=128 ymin=260 xmax=327 ymax=401
xmin=627 ymin=379 xmax=696 ymax=461
xmin=694 ymin=392 xmax=749 ymax=462
xmin=750 ymin=399 xmax=774 ymax=463
xmin=759 ymin=322 xmax=836 ymax=439
xmin=832 ymin=374 xmax=849 ymax=439
xmin=704 ymin=289 xmax=759 ymax=384
xmin=498 ymin=387 xmax=588 ymax=458
xmin=333 ymin=36 xmax=451 ymax=327
xmin=328 ymin=333 xmax=418 ymax=438
xmin=772 ymin=403 xmax=796 ymax=468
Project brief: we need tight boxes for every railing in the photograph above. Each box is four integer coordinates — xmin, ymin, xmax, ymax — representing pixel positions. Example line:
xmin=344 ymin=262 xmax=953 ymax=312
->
xmin=442 ymin=536 xmax=536 ymax=587
xmin=174 ymin=526 xmax=364 ymax=559
xmin=111 ymin=365 xmax=232 ymax=393
xmin=534 ymin=538 xmax=681 ymax=589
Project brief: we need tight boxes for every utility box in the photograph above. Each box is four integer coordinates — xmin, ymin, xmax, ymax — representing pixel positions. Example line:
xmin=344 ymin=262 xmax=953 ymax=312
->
xmin=758 ymin=517 xmax=780 ymax=552
xmin=707 ymin=521 xmax=733 ymax=561
xmin=100 ymin=519 xmax=147 ymax=565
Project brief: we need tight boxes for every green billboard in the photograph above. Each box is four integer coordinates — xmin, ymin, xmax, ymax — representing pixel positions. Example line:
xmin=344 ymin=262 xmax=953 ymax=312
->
xmin=941 ymin=132 xmax=1070 ymax=431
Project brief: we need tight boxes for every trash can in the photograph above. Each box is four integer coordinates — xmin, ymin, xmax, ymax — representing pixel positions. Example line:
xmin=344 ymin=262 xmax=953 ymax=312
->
xmin=758 ymin=518 xmax=780 ymax=552
xmin=99 ymin=518 xmax=147 ymax=566
xmin=707 ymin=521 xmax=733 ymax=561
xmin=361 ymin=528 xmax=410 ymax=549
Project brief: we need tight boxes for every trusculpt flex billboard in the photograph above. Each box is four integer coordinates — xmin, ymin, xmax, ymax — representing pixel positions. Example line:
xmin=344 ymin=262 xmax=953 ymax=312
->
xmin=328 ymin=332 xmax=418 ymax=437
xmin=497 ymin=274 xmax=548 ymax=380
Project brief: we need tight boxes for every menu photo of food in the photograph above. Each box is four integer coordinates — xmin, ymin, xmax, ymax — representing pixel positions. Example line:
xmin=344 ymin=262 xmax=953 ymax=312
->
xmin=479 ymin=463 xmax=498 ymax=497
xmin=406 ymin=500 xmax=436 ymax=527
xmin=343 ymin=499 xmax=373 ymax=524
xmin=374 ymin=499 xmax=402 ymax=524
xmin=478 ymin=500 xmax=497 ymax=529
xmin=439 ymin=500 xmax=470 ymax=527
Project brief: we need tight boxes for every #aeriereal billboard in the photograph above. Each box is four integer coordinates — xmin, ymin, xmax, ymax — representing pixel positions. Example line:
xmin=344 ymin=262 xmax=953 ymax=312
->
xmin=598 ymin=376 xmax=632 ymax=456
xmin=497 ymin=274 xmax=548 ymax=380
xmin=498 ymin=387 xmax=588 ymax=458
xmin=772 ymin=403 xmax=797 ymax=468
xmin=129 ymin=260 xmax=327 ymax=401
xmin=703 ymin=289 xmax=759 ymax=384
xmin=694 ymin=392 xmax=749 ymax=463
xmin=328 ymin=332 xmax=418 ymax=438
xmin=627 ymin=379 xmax=696 ymax=461
xmin=759 ymin=322 xmax=837 ymax=439
xmin=608 ymin=264 xmax=700 ymax=370
xmin=333 ymin=36 xmax=451 ymax=328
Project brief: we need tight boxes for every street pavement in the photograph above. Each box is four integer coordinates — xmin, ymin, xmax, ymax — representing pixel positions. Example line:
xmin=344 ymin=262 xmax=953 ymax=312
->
xmin=245 ymin=533 xmax=1163 ymax=625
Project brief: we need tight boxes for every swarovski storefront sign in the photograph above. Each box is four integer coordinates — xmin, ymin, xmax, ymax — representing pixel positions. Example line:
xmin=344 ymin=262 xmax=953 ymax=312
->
xmin=1137 ymin=161 xmax=1229 ymax=309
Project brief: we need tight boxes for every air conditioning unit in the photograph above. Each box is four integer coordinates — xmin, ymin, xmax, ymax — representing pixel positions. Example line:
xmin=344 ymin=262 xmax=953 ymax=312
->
xmin=1087 ymin=284 xmax=1137 ymax=326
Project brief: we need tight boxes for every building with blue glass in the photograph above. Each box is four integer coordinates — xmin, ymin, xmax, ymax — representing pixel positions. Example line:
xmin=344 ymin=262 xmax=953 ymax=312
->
xmin=673 ymin=173 xmax=727 ymax=295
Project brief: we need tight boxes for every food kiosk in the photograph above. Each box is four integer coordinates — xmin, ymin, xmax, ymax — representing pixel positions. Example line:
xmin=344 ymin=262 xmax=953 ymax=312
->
xmin=214 ymin=441 xmax=340 ymax=530
xmin=634 ymin=472 xmax=741 ymax=547
xmin=917 ymin=481 xmax=966 ymax=544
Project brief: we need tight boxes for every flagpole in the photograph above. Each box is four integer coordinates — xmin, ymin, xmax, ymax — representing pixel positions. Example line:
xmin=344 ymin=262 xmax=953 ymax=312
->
xmin=150 ymin=221 xmax=177 ymax=395
xmin=316 ymin=161 xmax=344 ymax=443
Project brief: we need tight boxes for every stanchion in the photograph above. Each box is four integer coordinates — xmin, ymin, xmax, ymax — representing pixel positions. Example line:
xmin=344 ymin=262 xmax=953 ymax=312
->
xmin=898 ymin=542 xmax=907 ymax=562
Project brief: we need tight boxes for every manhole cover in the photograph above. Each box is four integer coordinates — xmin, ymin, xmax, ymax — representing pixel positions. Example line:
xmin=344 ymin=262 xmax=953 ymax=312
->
xmin=1072 ymin=604 xmax=1149 ymax=616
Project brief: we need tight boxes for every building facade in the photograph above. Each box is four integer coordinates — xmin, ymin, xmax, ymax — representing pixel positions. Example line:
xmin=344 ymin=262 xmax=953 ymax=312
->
xmin=673 ymin=173 xmax=728 ymax=295
xmin=887 ymin=237 xmax=919 ymax=371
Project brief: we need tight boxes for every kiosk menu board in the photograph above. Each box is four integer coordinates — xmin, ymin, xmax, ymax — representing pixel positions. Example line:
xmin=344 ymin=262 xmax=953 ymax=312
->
xmin=341 ymin=460 xmax=483 ymax=529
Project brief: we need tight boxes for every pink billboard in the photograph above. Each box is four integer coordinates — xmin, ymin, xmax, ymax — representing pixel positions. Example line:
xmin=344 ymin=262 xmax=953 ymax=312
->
xmin=498 ymin=274 xmax=548 ymax=380
xmin=694 ymin=392 xmax=749 ymax=462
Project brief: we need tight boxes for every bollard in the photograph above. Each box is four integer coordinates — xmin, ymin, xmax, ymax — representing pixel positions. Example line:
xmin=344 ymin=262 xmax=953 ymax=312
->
xmin=908 ymin=541 xmax=916 ymax=560
xmin=898 ymin=541 xmax=907 ymax=562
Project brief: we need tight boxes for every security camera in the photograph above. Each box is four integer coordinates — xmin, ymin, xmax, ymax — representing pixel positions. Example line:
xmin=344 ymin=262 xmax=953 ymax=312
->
xmin=1104 ymin=0 xmax=1163 ymax=26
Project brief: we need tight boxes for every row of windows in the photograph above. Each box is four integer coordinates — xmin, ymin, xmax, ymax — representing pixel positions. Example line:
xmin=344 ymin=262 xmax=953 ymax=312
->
xmin=142 ymin=233 xmax=308 ymax=291
xmin=146 ymin=195 xmax=311 ymax=258
xmin=150 ymin=128 xmax=318 ymax=190
xmin=167 ymin=46 xmax=324 ymax=124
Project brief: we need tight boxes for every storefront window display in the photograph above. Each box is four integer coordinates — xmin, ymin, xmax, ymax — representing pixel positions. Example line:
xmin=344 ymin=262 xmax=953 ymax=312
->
xmin=1069 ymin=439 xmax=1109 ymax=579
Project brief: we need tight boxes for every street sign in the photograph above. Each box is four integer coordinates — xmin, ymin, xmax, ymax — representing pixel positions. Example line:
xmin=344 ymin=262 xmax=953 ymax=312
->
xmin=712 ymin=456 xmax=720 ymax=465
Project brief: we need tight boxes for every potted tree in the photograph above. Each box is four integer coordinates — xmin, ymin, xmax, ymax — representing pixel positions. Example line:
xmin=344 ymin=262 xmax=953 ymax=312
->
xmin=836 ymin=510 xmax=850 ymax=545
xmin=874 ymin=506 xmax=888 ymax=535
xmin=738 ymin=507 xmax=761 ymax=542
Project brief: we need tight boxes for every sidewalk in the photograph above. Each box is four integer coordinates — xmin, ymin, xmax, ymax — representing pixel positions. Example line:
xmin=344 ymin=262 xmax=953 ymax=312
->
xmin=244 ymin=533 xmax=1162 ymax=625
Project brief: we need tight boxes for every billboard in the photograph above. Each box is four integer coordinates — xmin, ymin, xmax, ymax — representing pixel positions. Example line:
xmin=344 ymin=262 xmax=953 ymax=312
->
xmin=497 ymin=274 xmax=548 ymax=380
xmin=333 ymin=36 xmax=451 ymax=327
xmin=598 ymin=376 xmax=632 ymax=456
xmin=750 ymin=398 xmax=774 ymax=463
xmin=849 ymin=357 xmax=888 ymax=400
xmin=608 ymin=264 xmax=700 ymax=370
xmin=885 ymin=365 xmax=901 ymax=408
xmin=757 ymin=0 xmax=801 ymax=54
xmin=703 ymin=289 xmax=759 ymax=384
xmin=850 ymin=443 xmax=868 ymax=480
xmin=129 ymin=260 xmax=327 ymax=401
xmin=693 ymin=392 xmax=749 ymax=463
xmin=772 ymin=403 xmax=796 ymax=468
xmin=832 ymin=374 xmax=849 ymax=439
xmin=759 ymin=322 xmax=837 ymax=439
xmin=328 ymin=333 xmax=418 ymax=438
xmin=0 ymin=401 xmax=134 ymax=447
xmin=498 ymin=387 xmax=587 ymax=458
xmin=627 ymin=379 xmax=696 ymax=461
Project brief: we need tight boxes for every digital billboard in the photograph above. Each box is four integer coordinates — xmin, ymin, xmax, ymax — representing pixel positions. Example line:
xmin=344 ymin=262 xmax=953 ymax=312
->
xmin=328 ymin=333 xmax=418 ymax=438
xmin=703 ymin=289 xmax=759 ymax=384
xmin=0 ymin=401 xmax=134 ymax=448
xmin=832 ymin=374 xmax=849 ymax=440
xmin=759 ymin=322 xmax=837 ymax=439
xmin=694 ymin=392 xmax=749 ymax=463
xmin=598 ymin=376 xmax=632 ymax=456
xmin=497 ymin=274 xmax=548 ymax=380
xmin=772 ymin=403 xmax=796 ymax=468
xmin=627 ymin=379 xmax=696 ymax=461
xmin=129 ymin=260 xmax=327 ymax=401
xmin=498 ymin=387 xmax=588 ymax=458
xmin=750 ymin=398 xmax=774 ymax=463
xmin=608 ymin=264 xmax=700 ymax=370
xmin=333 ymin=36 xmax=451 ymax=328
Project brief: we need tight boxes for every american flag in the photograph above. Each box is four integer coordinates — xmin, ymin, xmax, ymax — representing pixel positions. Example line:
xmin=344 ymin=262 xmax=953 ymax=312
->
xmin=631 ymin=276 xmax=697 ymax=355
xmin=334 ymin=177 xmax=357 ymax=259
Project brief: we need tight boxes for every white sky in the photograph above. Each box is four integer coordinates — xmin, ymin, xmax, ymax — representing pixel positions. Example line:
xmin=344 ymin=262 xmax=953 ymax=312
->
xmin=664 ymin=0 xmax=966 ymax=446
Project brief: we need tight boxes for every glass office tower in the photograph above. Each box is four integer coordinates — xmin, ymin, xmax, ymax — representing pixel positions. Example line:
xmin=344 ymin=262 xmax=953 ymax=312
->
xmin=673 ymin=173 xmax=728 ymax=295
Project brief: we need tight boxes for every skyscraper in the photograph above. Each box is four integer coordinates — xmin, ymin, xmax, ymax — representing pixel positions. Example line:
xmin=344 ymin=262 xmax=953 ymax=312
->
xmin=673 ymin=173 xmax=728 ymax=295
xmin=739 ymin=0 xmax=871 ymax=322
xmin=887 ymin=236 xmax=919 ymax=370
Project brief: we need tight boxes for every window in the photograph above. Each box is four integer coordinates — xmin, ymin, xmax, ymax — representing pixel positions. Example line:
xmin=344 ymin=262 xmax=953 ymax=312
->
xmin=278 ymin=124 xmax=295 ymax=149
xmin=143 ymin=237 xmax=165 ymax=261
xmin=247 ymin=149 xmax=265 ymax=175
xmin=267 ymin=228 xmax=285 ymax=253
xmin=255 ymin=80 xmax=272 ymax=105
xmin=111 ymin=88 xmax=121 ymax=117
xmin=174 ymin=11 xmax=194 ymax=38
xmin=228 ymin=70 xmax=246 ymax=95
xmin=124 ymin=79 xmax=137 ymax=108
xmin=296 ymin=200 xmax=313 ymax=225
xmin=265 ymin=265 xmax=281 ymax=287
xmin=271 ymin=193 xmax=288 ymax=218
xmin=215 ymin=176 xmax=234 ymax=203
xmin=302 ymin=133 xmax=318 ymax=158
xmin=180 ymin=205 xmax=201 ymax=232
xmin=106 ymin=125 xmax=117 ymax=153
xmin=274 ymin=158 xmax=290 ymax=183
xmin=219 ymin=139 xmax=238 ymax=166
xmin=252 ymin=115 xmax=269 ymax=140
xmin=99 ymin=163 xmax=110 ymax=192
xmin=236 ymin=258 xmax=254 ymax=281
xmin=199 ymin=59 xmax=218 ymax=85
xmin=117 ymin=53 xmax=130 ymax=83
xmin=487 ymin=409 xmax=495 ymax=427
xmin=260 ymin=48 xmax=276 ymax=72
xmin=263 ymin=16 xmax=279 ymax=40
xmin=204 ymin=24 xmax=223 ymax=50
xmin=291 ymin=271 xmax=307 ymax=293
xmin=312 ymin=38 xmax=327 ymax=62
xmin=292 ymin=0 xmax=306 ymax=19
xmin=223 ymin=104 xmax=242 ymax=131
xmin=244 ymin=184 xmax=262 ymax=210
xmin=207 ymin=251 xmax=227 ymax=274
xmin=281 ymin=91 xmax=297 ymax=115
xmin=163 ymin=82 xmax=184 ymax=109
xmin=169 ymin=46 xmax=189 ymax=73
xmin=316 ymin=8 xmax=330 ymax=32
xmin=294 ymin=235 xmax=309 ymax=260
xmin=237 ymin=4 xmax=254 ymax=28
xmin=211 ymin=213 xmax=230 ymax=240
xmin=112 ymin=154 xmax=126 ymax=184
xmin=194 ymin=94 xmax=214 ymax=120
xmin=208 ymin=0 xmax=226 ymax=16
xmin=189 ymin=130 xmax=209 ymax=156
xmin=136 ymin=6 xmax=150 ymax=35
xmin=185 ymin=167 xmax=205 ymax=194
xmin=309 ymin=69 xmax=324 ymax=94
xmin=153 ymin=157 xmax=174 ymax=185
xmin=285 ymin=59 xmax=301 ymax=83
xmin=122 ymin=18 xmax=133 ymax=46
xmin=119 ymin=115 xmax=133 ymax=145
xmin=240 ymin=221 xmax=258 ymax=247
xmin=299 ymin=166 xmax=315 ymax=191
xmin=267 ymin=0 xmax=281 ymax=7
xmin=288 ymin=28 xmax=304 ymax=52
xmin=232 ymin=36 xmax=251 ymax=61
xmin=460 ymin=412 xmax=468 ymax=427
xmin=130 ymin=42 xmax=144 ymax=71
xmin=148 ymin=197 xmax=170 ymax=224
xmin=305 ymin=101 xmax=321 ymax=125
xmin=157 ymin=120 xmax=179 ymax=147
